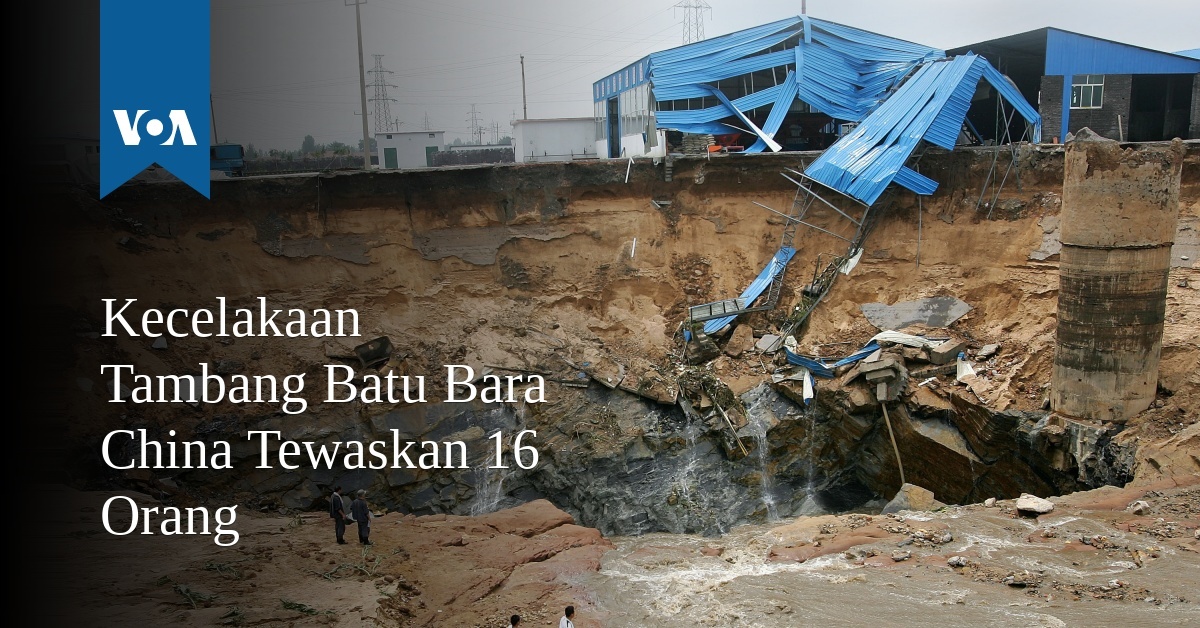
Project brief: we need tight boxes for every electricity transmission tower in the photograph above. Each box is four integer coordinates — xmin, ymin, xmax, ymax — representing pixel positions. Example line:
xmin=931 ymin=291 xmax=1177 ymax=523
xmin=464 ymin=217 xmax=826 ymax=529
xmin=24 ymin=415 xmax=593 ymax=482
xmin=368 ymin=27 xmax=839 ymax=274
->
xmin=674 ymin=0 xmax=711 ymax=45
xmin=467 ymin=105 xmax=483 ymax=145
xmin=368 ymin=54 xmax=398 ymax=134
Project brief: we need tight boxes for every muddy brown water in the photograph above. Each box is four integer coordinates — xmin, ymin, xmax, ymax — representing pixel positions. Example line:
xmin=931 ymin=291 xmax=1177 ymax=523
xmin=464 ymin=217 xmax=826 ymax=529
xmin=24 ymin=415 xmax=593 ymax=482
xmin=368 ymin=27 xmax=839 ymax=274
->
xmin=583 ymin=509 xmax=1200 ymax=626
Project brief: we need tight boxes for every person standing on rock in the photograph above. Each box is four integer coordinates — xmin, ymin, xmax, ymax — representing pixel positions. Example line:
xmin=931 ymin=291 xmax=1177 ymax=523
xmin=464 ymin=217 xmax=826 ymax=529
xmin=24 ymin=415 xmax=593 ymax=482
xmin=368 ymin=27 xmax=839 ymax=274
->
xmin=329 ymin=486 xmax=348 ymax=545
xmin=351 ymin=489 xmax=373 ymax=545
xmin=558 ymin=606 xmax=574 ymax=628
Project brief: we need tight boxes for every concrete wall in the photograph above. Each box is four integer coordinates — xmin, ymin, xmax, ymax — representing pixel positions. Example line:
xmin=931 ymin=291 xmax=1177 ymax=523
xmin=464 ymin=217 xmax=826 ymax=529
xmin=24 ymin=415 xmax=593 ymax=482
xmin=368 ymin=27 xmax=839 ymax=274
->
xmin=376 ymin=131 xmax=444 ymax=170
xmin=619 ymin=130 xmax=667 ymax=159
xmin=595 ymin=132 xmax=667 ymax=160
xmin=512 ymin=119 xmax=596 ymax=163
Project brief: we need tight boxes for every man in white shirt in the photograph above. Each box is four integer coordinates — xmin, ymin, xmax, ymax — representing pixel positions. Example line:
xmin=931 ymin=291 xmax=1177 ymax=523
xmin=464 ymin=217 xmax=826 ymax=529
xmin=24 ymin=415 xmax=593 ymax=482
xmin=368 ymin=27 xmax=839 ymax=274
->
xmin=558 ymin=606 xmax=575 ymax=628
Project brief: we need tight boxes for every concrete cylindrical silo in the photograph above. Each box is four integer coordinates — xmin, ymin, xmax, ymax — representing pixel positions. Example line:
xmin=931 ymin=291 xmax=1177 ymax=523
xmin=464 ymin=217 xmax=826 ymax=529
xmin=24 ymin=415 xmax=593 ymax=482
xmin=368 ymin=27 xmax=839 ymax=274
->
xmin=1051 ymin=129 xmax=1184 ymax=423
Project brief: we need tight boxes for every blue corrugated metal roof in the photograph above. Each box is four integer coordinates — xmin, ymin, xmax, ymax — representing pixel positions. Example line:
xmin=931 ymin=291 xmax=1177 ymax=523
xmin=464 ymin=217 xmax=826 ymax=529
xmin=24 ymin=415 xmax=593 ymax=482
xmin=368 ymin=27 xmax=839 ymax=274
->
xmin=745 ymin=70 xmax=799 ymax=152
xmin=647 ymin=17 xmax=942 ymax=140
xmin=1045 ymin=29 xmax=1200 ymax=75
xmin=784 ymin=340 xmax=881 ymax=378
xmin=803 ymin=53 xmax=1041 ymax=205
xmin=702 ymin=247 xmax=796 ymax=334
xmin=1177 ymin=48 xmax=1200 ymax=60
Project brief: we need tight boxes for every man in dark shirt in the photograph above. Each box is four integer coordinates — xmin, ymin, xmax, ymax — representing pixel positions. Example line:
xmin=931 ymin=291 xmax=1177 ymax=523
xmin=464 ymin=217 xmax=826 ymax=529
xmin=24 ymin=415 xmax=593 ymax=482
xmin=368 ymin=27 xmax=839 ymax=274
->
xmin=329 ymin=486 xmax=347 ymax=545
xmin=350 ymin=489 xmax=372 ymax=545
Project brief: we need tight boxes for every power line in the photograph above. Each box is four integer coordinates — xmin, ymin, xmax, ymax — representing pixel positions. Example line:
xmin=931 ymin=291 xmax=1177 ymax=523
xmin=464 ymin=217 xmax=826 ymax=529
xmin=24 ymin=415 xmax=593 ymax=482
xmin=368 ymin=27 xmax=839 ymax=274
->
xmin=368 ymin=54 xmax=399 ymax=133
xmin=466 ymin=104 xmax=483 ymax=145
xmin=673 ymin=0 xmax=711 ymax=44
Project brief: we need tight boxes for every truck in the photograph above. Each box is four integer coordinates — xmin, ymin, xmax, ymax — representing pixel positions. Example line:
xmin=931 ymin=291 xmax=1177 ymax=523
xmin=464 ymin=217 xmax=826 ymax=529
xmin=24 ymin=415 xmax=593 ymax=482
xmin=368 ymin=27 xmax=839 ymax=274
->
xmin=210 ymin=143 xmax=245 ymax=176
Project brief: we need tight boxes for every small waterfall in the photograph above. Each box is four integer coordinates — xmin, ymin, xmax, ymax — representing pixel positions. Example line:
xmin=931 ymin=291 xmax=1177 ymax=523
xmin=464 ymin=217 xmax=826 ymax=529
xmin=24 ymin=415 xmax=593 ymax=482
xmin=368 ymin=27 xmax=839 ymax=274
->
xmin=742 ymin=390 xmax=779 ymax=522
xmin=751 ymin=423 xmax=779 ymax=521
xmin=674 ymin=420 xmax=703 ymax=506
xmin=470 ymin=465 xmax=509 ymax=516
xmin=797 ymin=406 xmax=822 ymax=515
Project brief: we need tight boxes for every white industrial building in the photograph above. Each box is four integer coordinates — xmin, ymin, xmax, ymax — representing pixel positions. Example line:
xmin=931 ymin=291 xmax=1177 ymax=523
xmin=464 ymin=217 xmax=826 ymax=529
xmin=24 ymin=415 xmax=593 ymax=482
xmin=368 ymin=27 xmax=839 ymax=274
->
xmin=375 ymin=130 xmax=445 ymax=169
xmin=511 ymin=118 xmax=598 ymax=163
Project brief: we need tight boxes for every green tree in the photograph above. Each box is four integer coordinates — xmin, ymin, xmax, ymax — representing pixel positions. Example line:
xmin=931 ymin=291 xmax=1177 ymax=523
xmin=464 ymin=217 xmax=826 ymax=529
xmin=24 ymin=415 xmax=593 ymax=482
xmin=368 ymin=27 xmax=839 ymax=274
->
xmin=301 ymin=134 xmax=316 ymax=155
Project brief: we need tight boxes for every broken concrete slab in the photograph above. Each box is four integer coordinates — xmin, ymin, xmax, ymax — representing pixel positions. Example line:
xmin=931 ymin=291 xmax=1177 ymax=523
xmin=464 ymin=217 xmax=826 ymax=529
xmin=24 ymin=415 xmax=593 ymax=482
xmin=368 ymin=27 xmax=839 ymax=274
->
xmin=861 ymin=296 xmax=972 ymax=331
xmin=755 ymin=334 xmax=782 ymax=353
xmin=930 ymin=339 xmax=966 ymax=365
xmin=859 ymin=354 xmax=900 ymax=374
xmin=976 ymin=343 xmax=1001 ymax=360
xmin=151 ymin=337 xmax=168 ymax=350
xmin=865 ymin=369 xmax=896 ymax=383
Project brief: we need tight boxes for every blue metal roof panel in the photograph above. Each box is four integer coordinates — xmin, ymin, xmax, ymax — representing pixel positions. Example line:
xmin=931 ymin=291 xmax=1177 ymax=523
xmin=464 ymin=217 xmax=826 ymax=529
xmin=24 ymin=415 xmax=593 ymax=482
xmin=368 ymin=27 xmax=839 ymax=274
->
xmin=649 ymin=17 xmax=801 ymax=66
xmin=803 ymin=54 xmax=1041 ymax=205
xmin=1045 ymin=29 xmax=1200 ymax=75
xmin=649 ymin=17 xmax=944 ymax=133
xmin=653 ymin=49 xmax=794 ymax=88
xmin=745 ymin=70 xmax=799 ymax=152
xmin=1176 ymin=48 xmax=1200 ymax=60
xmin=702 ymin=247 xmax=796 ymax=334
xmin=656 ymin=83 xmax=786 ymax=125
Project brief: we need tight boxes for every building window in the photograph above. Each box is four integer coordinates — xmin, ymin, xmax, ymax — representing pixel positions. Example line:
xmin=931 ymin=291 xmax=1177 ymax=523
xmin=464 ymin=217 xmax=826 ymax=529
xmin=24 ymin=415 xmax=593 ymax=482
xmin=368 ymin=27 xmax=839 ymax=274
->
xmin=428 ymin=133 xmax=435 ymax=138
xmin=1071 ymin=75 xmax=1104 ymax=109
xmin=387 ymin=134 xmax=393 ymax=139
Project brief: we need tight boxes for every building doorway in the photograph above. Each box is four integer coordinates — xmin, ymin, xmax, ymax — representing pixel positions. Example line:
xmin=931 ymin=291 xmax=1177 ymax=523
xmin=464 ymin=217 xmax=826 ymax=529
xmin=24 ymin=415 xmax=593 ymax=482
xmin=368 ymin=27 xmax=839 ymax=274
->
xmin=607 ymin=97 xmax=620 ymax=158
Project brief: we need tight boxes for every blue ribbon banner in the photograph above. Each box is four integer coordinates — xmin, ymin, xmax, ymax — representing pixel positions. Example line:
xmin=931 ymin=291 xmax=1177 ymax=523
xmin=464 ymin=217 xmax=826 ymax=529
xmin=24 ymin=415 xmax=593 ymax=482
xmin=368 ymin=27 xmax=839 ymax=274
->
xmin=101 ymin=1 xmax=211 ymax=198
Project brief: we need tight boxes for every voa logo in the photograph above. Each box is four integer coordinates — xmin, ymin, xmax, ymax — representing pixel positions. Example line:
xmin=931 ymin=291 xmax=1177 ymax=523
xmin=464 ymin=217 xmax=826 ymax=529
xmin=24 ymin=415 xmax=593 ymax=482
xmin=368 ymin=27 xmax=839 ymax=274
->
xmin=113 ymin=110 xmax=197 ymax=146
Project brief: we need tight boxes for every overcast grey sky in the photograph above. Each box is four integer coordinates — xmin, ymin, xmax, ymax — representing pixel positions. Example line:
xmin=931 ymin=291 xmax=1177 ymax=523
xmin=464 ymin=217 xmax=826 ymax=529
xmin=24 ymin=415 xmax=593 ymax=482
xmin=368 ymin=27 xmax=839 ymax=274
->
xmin=211 ymin=0 xmax=1200 ymax=151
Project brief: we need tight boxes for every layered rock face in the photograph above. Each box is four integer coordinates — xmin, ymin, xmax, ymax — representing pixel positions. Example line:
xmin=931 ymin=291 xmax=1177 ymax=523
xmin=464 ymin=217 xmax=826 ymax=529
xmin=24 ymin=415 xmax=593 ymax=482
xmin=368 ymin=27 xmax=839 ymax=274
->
xmin=157 ymin=379 xmax=1132 ymax=537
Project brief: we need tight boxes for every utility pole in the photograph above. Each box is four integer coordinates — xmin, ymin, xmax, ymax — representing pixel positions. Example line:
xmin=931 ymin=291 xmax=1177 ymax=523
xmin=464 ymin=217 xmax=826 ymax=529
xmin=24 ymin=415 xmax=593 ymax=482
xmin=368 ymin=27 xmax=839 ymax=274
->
xmin=346 ymin=0 xmax=371 ymax=169
xmin=209 ymin=93 xmax=218 ymax=144
xmin=368 ymin=54 xmax=398 ymax=134
xmin=802 ymin=0 xmax=807 ymax=14
xmin=467 ymin=105 xmax=483 ymax=145
xmin=673 ymin=0 xmax=711 ymax=45
xmin=423 ymin=112 xmax=431 ymax=131
xmin=520 ymin=55 xmax=528 ymax=121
